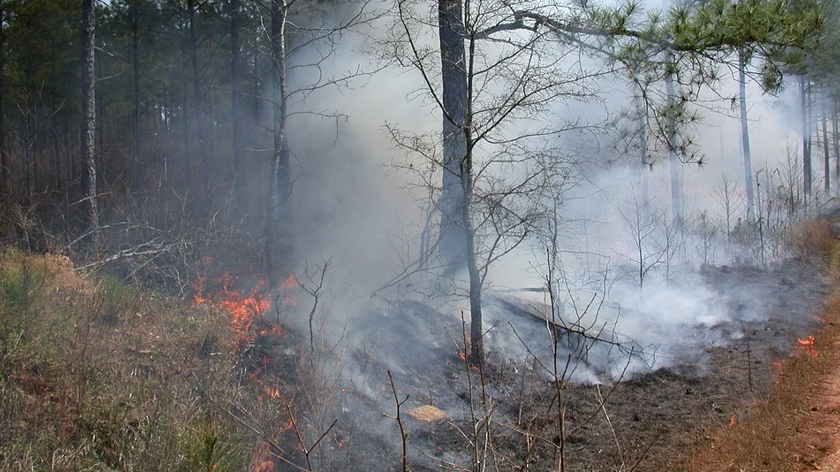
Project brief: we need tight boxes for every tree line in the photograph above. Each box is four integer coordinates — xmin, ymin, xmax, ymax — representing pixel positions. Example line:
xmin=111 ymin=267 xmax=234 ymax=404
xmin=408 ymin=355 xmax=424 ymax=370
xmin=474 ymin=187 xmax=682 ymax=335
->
xmin=0 ymin=0 xmax=834 ymax=363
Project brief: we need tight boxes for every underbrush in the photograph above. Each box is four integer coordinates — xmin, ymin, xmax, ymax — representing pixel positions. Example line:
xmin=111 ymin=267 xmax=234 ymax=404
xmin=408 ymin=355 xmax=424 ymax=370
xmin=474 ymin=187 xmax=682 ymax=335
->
xmin=0 ymin=249 xmax=260 ymax=471
xmin=682 ymin=217 xmax=840 ymax=472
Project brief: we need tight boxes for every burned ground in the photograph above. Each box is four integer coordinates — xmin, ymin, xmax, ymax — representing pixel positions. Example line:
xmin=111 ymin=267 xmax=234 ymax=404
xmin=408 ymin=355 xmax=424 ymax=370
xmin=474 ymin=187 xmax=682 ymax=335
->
xmin=276 ymin=260 xmax=831 ymax=472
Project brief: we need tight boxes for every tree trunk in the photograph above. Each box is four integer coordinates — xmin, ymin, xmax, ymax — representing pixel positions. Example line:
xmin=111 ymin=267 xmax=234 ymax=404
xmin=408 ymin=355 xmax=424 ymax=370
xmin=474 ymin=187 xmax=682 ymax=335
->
xmin=802 ymin=76 xmax=811 ymax=199
xmin=81 ymin=0 xmax=99 ymax=248
xmin=0 ymin=1 xmax=6 ymax=200
xmin=823 ymin=95 xmax=830 ymax=193
xmin=230 ymin=0 xmax=246 ymax=211
xmin=833 ymin=97 xmax=838 ymax=191
xmin=665 ymin=54 xmax=682 ymax=227
xmin=635 ymin=93 xmax=649 ymax=218
xmin=738 ymin=50 xmax=755 ymax=221
xmin=132 ymin=3 xmax=141 ymax=188
xmin=189 ymin=0 xmax=209 ymax=192
xmin=23 ymin=112 xmax=34 ymax=203
xmin=438 ymin=0 xmax=468 ymax=271
xmin=265 ymin=0 xmax=293 ymax=291
xmin=181 ymin=43 xmax=191 ymax=184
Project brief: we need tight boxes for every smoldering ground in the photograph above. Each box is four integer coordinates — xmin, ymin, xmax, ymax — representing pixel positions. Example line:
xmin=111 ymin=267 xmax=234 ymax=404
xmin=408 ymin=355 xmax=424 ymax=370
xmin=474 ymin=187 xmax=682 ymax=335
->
xmin=236 ymin=2 xmax=832 ymax=470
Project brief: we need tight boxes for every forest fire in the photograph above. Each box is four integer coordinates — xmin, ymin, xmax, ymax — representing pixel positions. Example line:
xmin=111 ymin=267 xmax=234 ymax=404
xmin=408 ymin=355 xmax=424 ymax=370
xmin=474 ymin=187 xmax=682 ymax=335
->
xmin=798 ymin=335 xmax=819 ymax=358
xmin=192 ymin=273 xmax=296 ymax=349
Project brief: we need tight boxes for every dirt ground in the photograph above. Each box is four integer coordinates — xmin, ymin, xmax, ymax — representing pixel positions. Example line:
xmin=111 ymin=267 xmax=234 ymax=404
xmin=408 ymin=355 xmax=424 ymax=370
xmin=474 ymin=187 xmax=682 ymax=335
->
xmin=269 ymin=259 xmax=833 ymax=472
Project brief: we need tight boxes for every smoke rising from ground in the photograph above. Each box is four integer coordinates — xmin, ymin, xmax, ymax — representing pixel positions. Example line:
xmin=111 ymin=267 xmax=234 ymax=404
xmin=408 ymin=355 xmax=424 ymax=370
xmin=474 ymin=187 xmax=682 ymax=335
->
xmin=268 ymin=1 xmax=816 ymax=382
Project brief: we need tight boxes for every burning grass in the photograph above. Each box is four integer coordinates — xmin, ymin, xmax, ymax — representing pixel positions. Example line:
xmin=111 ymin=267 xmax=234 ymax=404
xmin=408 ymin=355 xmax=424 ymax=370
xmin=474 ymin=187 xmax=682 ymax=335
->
xmin=0 ymin=249 xmax=293 ymax=472
xmin=681 ymin=227 xmax=840 ymax=472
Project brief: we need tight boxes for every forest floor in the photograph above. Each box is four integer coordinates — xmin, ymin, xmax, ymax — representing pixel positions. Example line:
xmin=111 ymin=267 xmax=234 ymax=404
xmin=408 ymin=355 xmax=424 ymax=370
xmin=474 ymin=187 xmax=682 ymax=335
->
xmin=4 ymin=219 xmax=840 ymax=471
xmin=360 ymin=257 xmax=834 ymax=472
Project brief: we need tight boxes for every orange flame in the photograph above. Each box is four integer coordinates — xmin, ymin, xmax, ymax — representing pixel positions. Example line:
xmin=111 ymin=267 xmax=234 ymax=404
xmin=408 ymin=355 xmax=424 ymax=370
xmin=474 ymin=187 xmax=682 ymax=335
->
xmin=193 ymin=274 xmax=286 ymax=351
xmin=797 ymin=335 xmax=819 ymax=358
xmin=729 ymin=414 xmax=737 ymax=428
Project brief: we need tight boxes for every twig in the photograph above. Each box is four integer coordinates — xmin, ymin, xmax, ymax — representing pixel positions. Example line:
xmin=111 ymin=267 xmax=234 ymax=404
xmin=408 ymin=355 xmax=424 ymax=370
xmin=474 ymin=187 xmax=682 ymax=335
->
xmin=385 ymin=370 xmax=410 ymax=472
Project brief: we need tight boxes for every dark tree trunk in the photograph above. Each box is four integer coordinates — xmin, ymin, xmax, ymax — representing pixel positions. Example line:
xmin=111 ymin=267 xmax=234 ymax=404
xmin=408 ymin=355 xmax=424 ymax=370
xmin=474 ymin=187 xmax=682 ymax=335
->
xmin=0 ymin=1 xmax=6 ymax=200
xmin=81 ymin=0 xmax=99 ymax=248
xmin=438 ymin=0 xmax=468 ymax=271
xmin=802 ymin=77 xmax=811 ymax=199
xmin=230 ymin=0 xmax=246 ymax=211
xmin=823 ymin=95 xmax=830 ymax=193
xmin=132 ymin=3 xmax=141 ymax=188
xmin=189 ymin=0 xmax=209 ymax=192
xmin=22 ymin=109 xmax=35 ymax=204
xmin=265 ymin=0 xmax=293 ymax=291
xmin=181 ymin=43 xmax=191 ymax=184
xmin=96 ymin=56 xmax=105 ymax=188
xmin=833 ymin=97 xmax=839 ymax=190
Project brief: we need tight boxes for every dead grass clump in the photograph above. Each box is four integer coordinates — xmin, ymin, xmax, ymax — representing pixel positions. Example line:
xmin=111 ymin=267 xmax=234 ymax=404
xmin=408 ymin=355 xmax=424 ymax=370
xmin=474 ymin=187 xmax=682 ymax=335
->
xmin=788 ymin=219 xmax=837 ymax=267
xmin=681 ymin=236 xmax=840 ymax=472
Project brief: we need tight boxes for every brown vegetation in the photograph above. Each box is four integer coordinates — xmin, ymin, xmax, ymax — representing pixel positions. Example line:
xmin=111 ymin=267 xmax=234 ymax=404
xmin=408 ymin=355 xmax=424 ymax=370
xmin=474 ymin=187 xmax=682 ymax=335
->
xmin=682 ymin=218 xmax=840 ymax=472
xmin=0 ymin=249 xmax=293 ymax=471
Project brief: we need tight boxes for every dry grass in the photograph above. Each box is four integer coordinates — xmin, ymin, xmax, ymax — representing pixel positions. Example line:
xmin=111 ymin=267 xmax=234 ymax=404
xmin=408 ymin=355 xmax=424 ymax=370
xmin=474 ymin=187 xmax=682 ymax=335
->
xmin=0 ymin=249 xmax=273 ymax=471
xmin=788 ymin=219 xmax=837 ymax=267
xmin=681 ymin=223 xmax=840 ymax=472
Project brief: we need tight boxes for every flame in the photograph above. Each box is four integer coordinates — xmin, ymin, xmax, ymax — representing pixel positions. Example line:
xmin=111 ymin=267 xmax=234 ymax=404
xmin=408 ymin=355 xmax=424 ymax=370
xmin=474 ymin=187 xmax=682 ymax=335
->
xmin=192 ymin=273 xmax=287 ymax=350
xmin=729 ymin=414 xmax=737 ymax=428
xmin=797 ymin=335 xmax=819 ymax=358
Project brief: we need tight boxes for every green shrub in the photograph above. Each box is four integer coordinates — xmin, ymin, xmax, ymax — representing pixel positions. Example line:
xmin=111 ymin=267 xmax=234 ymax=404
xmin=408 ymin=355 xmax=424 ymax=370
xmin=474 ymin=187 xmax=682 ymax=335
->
xmin=180 ymin=420 xmax=244 ymax=472
xmin=0 ymin=254 xmax=47 ymax=327
xmin=95 ymin=275 xmax=141 ymax=325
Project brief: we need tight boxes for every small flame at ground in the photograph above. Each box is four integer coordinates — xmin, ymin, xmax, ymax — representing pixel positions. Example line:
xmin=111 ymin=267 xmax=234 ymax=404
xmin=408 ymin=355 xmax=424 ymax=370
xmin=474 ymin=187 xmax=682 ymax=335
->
xmin=797 ymin=335 xmax=819 ymax=358
xmin=193 ymin=273 xmax=297 ymax=350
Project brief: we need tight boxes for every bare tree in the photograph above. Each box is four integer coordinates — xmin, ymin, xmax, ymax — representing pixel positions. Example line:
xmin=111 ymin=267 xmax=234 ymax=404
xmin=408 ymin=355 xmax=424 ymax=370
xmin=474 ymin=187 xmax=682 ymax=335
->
xmin=617 ymin=189 xmax=670 ymax=288
xmin=257 ymin=0 xmax=377 ymax=291
xmin=265 ymin=0 xmax=292 ymax=291
xmin=389 ymin=0 xmax=600 ymax=362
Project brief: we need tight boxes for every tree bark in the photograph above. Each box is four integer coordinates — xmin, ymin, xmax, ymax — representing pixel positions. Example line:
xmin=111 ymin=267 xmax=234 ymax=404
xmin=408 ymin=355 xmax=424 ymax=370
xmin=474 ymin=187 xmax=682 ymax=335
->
xmin=188 ymin=0 xmax=209 ymax=192
xmin=823 ymin=94 xmax=830 ymax=193
xmin=833 ymin=97 xmax=839 ymax=191
xmin=81 ymin=0 xmax=100 ymax=248
xmin=802 ymin=76 xmax=811 ymax=199
xmin=738 ymin=50 xmax=755 ymax=221
xmin=132 ymin=1 xmax=141 ymax=188
xmin=265 ymin=0 xmax=293 ymax=290
xmin=230 ymin=0 xmax=246 ymax=211
xmin=181 ymin=42 xmax=191 ymax=184
xmin=438 ymin=0 xmax=468 ymax=271
xmin=0 ymin=1 xmax=6 ymax=200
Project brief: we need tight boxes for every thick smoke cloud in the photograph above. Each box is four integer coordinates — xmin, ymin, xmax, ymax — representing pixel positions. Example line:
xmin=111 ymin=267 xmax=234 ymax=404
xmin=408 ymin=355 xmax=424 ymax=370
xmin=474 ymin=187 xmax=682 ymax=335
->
xmin=274 ymin=1 xmax=812 ymax=381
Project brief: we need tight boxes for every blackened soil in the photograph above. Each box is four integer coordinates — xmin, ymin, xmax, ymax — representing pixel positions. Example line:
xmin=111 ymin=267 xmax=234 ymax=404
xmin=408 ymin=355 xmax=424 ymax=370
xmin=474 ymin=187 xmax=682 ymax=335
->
xmin=272 ymin=261 xmax=830 ymax=472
